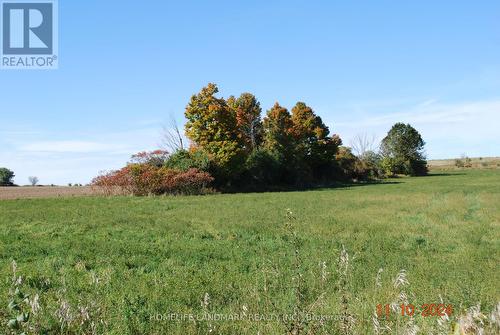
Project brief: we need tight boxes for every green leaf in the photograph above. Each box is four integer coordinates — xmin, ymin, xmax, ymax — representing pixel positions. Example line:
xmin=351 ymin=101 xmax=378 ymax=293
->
xmin=15 ymin=287 xmax=25 ymax=299
xmin=8 ymin=300 xmax=20 ymax=311
xmin=7 ymin=318 xmax=19 ymax=329
xmin=17 ymin=312 xmax=30 ymax=322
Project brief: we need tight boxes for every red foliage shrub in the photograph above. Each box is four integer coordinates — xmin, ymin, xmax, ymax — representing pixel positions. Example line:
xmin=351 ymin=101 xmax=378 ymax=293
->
xmin=91 ymin=164 xmax=213 ymax=196
xmin=167 ymin=168 xmax=215 ymax=195
xmin=91 ymin=166 xmax=134 ymax=195
xmin=130 ymin=150 xmax=169 ymax=167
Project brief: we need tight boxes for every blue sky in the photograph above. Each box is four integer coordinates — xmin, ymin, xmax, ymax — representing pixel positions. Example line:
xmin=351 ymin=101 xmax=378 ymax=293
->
xmin=1 ymin=0 xmax=499 ymax=185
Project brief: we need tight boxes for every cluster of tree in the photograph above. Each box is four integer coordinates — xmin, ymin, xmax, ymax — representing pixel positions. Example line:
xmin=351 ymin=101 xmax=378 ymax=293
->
xmin=168 ymin=83 xmax=345 ymax=190
xmin=92 ymin=84 xmax=428 ymax=195
xmin=336 ymin=123 xmax=428 ymax=179
xmin=164 ymin=84 xmax=427 ymax=191
xmin=0 ymin=168 xmax=15 ymax=186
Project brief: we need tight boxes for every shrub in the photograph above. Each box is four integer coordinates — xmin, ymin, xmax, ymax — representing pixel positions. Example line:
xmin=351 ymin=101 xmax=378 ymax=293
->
xmin=130 ymin=150 xmax=169 ymax=167
xmin=380 ymin=156 xmax=427 ymax=177
xmin=335 ymin=147 xmax=358 ymax=180
xmin=92 ymin=165 xmax=213 ymax=196
xmin=360 ymin=150 xmax=384 ymax=178
xmin=164 ymin=149 xmax=211 ymax=172
xmin=455 ymin=158 xmax=465 ymax=168
xmin=167 ymin=168 xmax=215 ymax=195
xmin=128 ymin=164 xmax=165 ymax=195
xmin=463 ymin=155 xmax=472 ymax=168
xmin=91 ymin=167 xmax=133 ymax=195
xmin=353 ymin=151 xmax=384 ymax=180
xmin=380 ymin=157 xmax=399 ymax=177
xmin=239 ymin=148 xmax=282 ymax=188
xmin=336 ymin=148 xmax=384 ymax=181
xmin=455 ymin=155 xmax=472 ymax=169
xmin=409 ymin=158 xmax=428 ymax=176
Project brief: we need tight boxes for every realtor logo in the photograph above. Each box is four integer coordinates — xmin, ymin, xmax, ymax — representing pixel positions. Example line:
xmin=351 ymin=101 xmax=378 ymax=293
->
xmin=1 ymin=0 xmax=58 ymax=69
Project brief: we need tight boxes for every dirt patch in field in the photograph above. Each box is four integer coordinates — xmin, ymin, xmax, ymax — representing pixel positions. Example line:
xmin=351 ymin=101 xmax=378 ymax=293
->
xmin=0 ymin=186 xmax=95 ymax=200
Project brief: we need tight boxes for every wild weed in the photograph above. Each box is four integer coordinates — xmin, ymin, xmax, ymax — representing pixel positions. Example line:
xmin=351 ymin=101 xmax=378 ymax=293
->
xmin=5 ymin=261 xmax=31 ymax=334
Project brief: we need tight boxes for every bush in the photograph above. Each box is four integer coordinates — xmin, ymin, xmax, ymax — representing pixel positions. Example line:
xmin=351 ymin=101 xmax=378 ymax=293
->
xmin=454 ymin=155 xmax=472 ymax=169
xmin=92 ymin=165 xmax=213 ymax=196
xmin=380 ymin=157 xmax=399 ymax=177
xmin=409 ymin=158 xmax=428 ymax=176
xmin=455 ymin=158 xmax=465 ymax=168
xmin=335 ymin=147 xmax=357 ymax=180
xmin=91 ymin=167 xmax=133 ymax=195
xmin=130 ymin=150 xmax=169 ymax=167
xmin=362 ymin=151 xmax=384 ymax=177
xmin=164 ymin=149 xmax=211 ymax=172
xmin=354 ymin=151 xmax=384 ymax=180
xmin=167 ymin=168 xmax=215 ymax=195
xmin=336 ymin=148 xmax=384 ymax=181
xmin=459 ymin=155 xmax=473 ymax=168
xmin=240 ymin=148 xmax=282 ymax=188
xmin=380 ymin=156 xmax=427 ymax=177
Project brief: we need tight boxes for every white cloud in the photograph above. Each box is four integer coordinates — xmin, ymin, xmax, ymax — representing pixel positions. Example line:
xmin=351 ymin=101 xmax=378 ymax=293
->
xmin=19 ymin=141 xmax=128 ymax=153
xmin=333 ymin=99 xmax=500 ymax=159
xmin=0 ymin=126 xmax=161 ymax=185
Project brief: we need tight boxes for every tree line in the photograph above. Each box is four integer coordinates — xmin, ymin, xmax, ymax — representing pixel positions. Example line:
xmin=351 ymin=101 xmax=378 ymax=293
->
xmin=175 ymin=83 xmax=426 ymax=189
xmin=179 ymin=83 xmax=345 ymax=189
xmin=95 ymin=83 xmax=426 ymax=194
xmin=3 ymin=83 xmax=428 ymax=193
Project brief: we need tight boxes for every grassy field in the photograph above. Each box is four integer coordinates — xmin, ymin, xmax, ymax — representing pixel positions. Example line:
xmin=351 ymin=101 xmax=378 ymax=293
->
xmin=1 ymin=170 xmax=499 ymax=334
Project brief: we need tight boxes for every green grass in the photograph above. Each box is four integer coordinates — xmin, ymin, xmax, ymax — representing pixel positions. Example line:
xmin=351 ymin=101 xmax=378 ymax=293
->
xmin=1 ymin=169 xmax=499 ymax=334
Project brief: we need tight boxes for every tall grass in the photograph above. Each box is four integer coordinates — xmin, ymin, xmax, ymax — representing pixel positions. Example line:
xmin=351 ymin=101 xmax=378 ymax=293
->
xmin=1 ymin=169 xmax=499 ymax=334
xmin=3 ymin=208 xmax=498 ymax=334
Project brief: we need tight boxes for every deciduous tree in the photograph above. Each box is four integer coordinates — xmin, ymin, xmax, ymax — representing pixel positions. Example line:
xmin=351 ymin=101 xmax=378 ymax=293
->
xmin=184 ymin=83 xmax=245 ymax=180
xmin=227 ymin=93 xmax=263 ymax=152
xmin=290 ymin=102 xmax=341 ymax=179
xmin=380 ymin=123 xmax=427 ymax=176
xmin=262 ymin=102 xmax=294 ymax=160
xmin=161 ymin=115 xmax=185 ymax=153
xmin=28 ymin=176 xmax=39 ymax=186
xmin=0 ymin=168 xmax=15 ymax=186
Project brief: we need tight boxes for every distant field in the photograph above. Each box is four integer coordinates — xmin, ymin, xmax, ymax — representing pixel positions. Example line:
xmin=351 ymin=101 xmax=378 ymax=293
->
xmin=0 ymin=186 xmax=93 ymax=200
xmin=0 ymin=170 xmax=499 ymax=334
xmin=428 ymin=156 xmax=500 ymax=170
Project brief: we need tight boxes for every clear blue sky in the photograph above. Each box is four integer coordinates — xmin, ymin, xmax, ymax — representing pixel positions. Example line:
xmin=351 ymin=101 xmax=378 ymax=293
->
xmin=1 ymin=0 xmax=500 ymax=185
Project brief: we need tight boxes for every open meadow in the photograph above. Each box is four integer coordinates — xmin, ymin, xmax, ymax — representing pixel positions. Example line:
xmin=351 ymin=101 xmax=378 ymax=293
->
xmin=1 ymin=169 xmax=499 ymax=334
